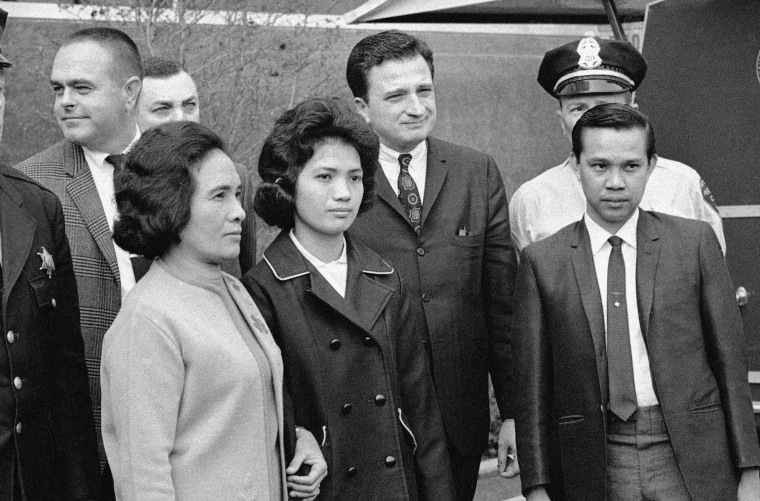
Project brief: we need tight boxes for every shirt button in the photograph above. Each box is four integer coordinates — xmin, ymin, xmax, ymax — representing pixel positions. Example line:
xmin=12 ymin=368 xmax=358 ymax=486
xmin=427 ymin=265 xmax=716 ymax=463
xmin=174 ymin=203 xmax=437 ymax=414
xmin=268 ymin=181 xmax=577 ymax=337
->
xmin=329 ymin=339 xmax=342 ymax=351
xmin=345 ymin=467 xmax=357 ymax=479
xmin=6 ymin=331 xmax=14 ymax=344
xmin=341 ymin=403 xmax=352 ymax=415
xmin=374 ymin=394 xmax=386 ymax=406
xmin=421 ymin=293 xmax=430 ymax=302
xmin=15 ymin=422 xmax=22 ymax=434
xmin=384 ymin=456 xmax=396 ymax=467
xmin=363 ymin=336 xmax=374 ymax=347
xmin=13 ymin=377 xmax=21 ymax=390
xmin=51 ymin=298 xmax=57 ymax=308
xmin=416 ymin=248 xmax=425 ymax=256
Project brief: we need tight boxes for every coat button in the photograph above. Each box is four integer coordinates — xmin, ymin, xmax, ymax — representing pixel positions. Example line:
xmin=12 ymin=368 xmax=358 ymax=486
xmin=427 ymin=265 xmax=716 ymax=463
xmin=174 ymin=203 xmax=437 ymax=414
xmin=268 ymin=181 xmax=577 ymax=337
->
xmin=329 ymin=339 xmax=342 ymax=351
xmin=421 ymin=293 xmax=430 ymax=302
xmin=341 ymin=403 xmax=352 ymax=415
xmin=384 ymin=456 xmax=396 ymax=467
xmin=13 ymin=377 xmax=21 ymax=390
xmin=345 ymin=466 xmax=357 ymax=478
xmin=416 ymin=247 xmax=425 ymax=256
xmin=374 ymin=394 xmax=386 ymax=406
xmin=363 ymin=336 xmax=374 ymax=347
xmin=6 ymin=331 xmax=14 ymax=344
xmin=15 ymin=422 xmax=21 ymax=434
xmin=51 ymin=298 xmax=57 ymax=307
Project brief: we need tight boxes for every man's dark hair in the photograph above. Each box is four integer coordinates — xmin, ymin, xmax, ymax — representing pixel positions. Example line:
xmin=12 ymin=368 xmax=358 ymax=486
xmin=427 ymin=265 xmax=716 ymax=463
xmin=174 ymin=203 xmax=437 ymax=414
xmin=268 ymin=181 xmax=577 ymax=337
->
xmin=143 ymin=56 xmax=184 ymax=79
xmin=65 ymin=27 xmax=143 ymax=81
xmin=346 ymin=30 xmax=434 ymax=102
xmin=255 ymin=97 xmax=379 ymax=229
xmin=572 ymin=103 xmax=656 ymax=161
xmin=114 ymin=121 xmax=225 ymax=258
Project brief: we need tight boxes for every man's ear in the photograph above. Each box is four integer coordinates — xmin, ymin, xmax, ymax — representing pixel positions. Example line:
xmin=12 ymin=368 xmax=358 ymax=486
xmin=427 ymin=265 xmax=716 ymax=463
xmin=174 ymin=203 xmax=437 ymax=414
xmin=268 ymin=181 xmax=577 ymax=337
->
xmin=556 ymin=108 xmax=569 ymax=137
xmin=354 ymin=97 xmax=371 ymax=123
xmin=123 ymin=76 xmax=142 ymax=109
xmin=571 ymin=155 xmax=582 ymax=180
xmin=645 ymin=154 xmax=658 ymax=180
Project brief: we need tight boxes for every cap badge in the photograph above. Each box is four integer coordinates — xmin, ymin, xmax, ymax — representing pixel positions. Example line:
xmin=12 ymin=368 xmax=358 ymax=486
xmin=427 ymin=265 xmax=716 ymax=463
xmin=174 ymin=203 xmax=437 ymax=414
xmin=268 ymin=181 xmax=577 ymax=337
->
xmin=38 ymin=247 xmax=55 ymax=279
xmin=577 ymin=35 xmax=602 ymax=70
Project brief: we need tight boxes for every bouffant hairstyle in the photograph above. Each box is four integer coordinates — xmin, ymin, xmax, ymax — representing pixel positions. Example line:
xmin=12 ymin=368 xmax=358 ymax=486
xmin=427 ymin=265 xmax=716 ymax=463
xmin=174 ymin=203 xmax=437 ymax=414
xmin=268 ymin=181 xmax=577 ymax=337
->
xmin=346 ymin=30 xmax=434 ymax=102
xmin=255 ymin=97 xmax=379 ymax=229
xmin=113 ymin=121 xmax=225 ymax=258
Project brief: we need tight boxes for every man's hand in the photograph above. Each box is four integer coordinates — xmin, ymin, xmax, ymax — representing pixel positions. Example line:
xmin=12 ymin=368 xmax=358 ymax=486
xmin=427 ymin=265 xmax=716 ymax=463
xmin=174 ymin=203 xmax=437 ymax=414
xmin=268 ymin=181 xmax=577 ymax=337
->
xmin=738 ymin=467 xmax=760 ymax=501
xmin=497 ymin=418 xmax=520 ymax=478
xmin=525 ymin=485 xmax=551 ymax=501
xmin=286 ymin=427 xmax=328 ymax=500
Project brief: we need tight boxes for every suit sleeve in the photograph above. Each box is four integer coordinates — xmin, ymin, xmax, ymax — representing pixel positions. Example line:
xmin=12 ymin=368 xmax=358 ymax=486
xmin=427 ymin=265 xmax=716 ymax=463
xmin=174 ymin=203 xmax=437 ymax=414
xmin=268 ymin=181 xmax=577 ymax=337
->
xmin=483 ymin=157 xmax=518 ymax=419
xmin=513 ymin=248 xmax=553 ymax=493
xmin=46 ymin=191 xmax=101 ymax=499
xmin=697 ymin=222 xmax=760 ymax=468
xmin=393 ymin=272 xmax=457 ymax=501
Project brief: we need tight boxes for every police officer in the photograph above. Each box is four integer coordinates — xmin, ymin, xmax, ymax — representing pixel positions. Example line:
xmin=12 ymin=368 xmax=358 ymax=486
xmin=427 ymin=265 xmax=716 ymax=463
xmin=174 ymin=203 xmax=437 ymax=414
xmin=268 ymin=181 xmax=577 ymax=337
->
xmin=509 ymin=33 xmax=725 ymax=255
xmin=0 ymin=9 xmax=100 ymax=500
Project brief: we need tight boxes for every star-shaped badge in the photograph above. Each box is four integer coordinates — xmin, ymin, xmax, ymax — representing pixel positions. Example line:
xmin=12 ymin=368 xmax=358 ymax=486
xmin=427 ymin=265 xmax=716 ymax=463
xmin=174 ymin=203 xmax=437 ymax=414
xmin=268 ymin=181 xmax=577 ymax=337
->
xmin=38 ymin=247 xmax=55 ymax=279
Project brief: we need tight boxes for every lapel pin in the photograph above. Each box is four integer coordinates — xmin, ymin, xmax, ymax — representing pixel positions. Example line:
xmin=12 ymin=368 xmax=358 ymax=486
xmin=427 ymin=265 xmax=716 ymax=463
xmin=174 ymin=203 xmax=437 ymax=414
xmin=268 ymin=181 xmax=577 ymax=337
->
xmin=37 ymin=247 xmax=55 ymax=279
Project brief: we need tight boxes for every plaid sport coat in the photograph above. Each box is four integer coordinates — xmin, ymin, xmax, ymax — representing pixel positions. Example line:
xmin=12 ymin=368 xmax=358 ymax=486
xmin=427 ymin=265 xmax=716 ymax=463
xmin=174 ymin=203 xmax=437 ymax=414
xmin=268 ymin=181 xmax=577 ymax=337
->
xmin=16 ymin=140 xmax=120 ymax=466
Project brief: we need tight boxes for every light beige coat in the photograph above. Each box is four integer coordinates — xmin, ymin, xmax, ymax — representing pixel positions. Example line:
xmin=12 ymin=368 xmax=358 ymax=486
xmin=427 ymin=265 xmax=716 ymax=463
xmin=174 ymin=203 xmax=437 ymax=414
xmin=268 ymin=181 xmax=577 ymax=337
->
xmin=101 ymin=260 xmax=286 ymax=501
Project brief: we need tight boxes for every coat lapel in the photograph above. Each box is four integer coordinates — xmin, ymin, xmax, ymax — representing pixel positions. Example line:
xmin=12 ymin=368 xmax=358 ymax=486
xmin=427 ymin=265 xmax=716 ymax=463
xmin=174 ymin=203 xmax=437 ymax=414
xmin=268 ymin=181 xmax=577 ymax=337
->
xmin=64 ymin=144 xmax=120 ymax=281
xmin=571 ymin=220 xmax=608 ymax=405
xmin=420 ymin=137 xmax=449 ymax=227
xmin=0 ymin=178 xmax=36 ymax=309
xmin=375 ymin=168 xmax=409 ymax=223
xmin=635 ymin=211 xmax=660 ymax=340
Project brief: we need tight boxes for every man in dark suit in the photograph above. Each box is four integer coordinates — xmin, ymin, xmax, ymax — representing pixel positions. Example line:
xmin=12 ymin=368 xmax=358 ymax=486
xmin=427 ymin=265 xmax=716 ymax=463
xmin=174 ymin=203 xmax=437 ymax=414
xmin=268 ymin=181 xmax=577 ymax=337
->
xmin=513 ymin=103 xmax=760 ymax=501
xmin=14 ymin=27 xmax=143 ymax=497
xmin=346 ymin=30 xmax=518 ymax=500
xmin=0 ymin=13 xmax=100 ymax=498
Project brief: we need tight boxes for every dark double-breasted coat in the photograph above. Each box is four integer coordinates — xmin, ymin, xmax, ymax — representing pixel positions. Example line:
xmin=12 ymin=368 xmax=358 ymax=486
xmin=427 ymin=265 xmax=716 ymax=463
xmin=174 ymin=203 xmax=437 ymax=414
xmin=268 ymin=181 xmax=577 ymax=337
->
xmin=0 ymin=164 xmax=99 ymax=500
xmin=242 ymin=231 xmax=455 ymax=501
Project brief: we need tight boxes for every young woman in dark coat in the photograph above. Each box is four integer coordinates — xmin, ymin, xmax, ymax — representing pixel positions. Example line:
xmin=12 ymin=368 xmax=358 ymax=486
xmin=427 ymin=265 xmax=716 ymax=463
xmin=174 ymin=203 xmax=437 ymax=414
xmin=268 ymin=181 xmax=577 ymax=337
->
xmin=241 ymin=97 xmax=455 ymax=501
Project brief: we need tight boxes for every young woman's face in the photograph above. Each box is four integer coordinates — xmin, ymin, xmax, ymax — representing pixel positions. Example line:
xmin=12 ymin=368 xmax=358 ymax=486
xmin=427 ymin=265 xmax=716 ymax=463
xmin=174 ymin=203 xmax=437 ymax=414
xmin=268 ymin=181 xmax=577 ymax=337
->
xmin=293 ymin=138 xmax=364 ymax=244
xmin=177 ymin=149 xmax=245 ymax=266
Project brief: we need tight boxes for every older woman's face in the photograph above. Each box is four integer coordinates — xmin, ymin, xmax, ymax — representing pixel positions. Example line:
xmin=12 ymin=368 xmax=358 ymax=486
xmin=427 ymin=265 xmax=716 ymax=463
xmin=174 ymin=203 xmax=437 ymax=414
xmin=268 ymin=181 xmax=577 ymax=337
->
xmin=178 ymin=149 xmax=245 ymax=266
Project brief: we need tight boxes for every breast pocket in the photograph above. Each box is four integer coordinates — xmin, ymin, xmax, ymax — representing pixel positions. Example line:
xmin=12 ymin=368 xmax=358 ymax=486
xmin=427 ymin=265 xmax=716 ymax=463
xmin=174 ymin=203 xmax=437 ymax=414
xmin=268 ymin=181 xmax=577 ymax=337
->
xmin=451 ymin=233 xmax=483 ymax=248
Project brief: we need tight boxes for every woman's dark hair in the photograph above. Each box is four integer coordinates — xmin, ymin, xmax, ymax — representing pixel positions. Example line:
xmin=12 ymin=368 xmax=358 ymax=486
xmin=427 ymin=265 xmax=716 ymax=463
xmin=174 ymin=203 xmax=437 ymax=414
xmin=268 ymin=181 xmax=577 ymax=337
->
xmin=255 ymin=97 xmax=379 ymax=229
xmin=113 ymin=121 xmax=226 ymax=258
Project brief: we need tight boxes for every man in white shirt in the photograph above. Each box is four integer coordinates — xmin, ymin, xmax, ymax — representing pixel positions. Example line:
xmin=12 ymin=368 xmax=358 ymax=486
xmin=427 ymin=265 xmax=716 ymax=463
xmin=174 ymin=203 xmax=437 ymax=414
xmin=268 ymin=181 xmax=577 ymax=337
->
xmin=14 ymin=27 xmax=143 ymax=493
xmin=513 ymin=103 xmax=760 ymax=501
xmin=509 ymin=34 xmax=725 ymax=256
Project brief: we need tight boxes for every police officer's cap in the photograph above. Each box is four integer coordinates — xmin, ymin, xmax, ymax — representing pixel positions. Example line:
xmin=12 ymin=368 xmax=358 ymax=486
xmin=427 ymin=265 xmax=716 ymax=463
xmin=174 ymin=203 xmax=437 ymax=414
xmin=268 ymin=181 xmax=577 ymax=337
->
xmin=0 ymin=8 xmax=12 ymax=68
xmin=538 ymin=33 xmax=645 ymax=98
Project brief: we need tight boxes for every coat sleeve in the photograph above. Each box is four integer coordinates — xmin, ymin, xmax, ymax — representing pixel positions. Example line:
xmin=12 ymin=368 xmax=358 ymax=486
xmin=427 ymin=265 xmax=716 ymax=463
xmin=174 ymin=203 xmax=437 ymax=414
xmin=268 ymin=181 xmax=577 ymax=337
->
xmin=483 ymin=157 xmax=518 ymax=419
xmin=100 ymin=312 xmax=183 ymax=501
xmin=46 ymin=192 xmax=101 ymax=500
xmin=392 ymin=272 xmax=456 ymax=501
xmin=513 ymin=248 xmax=553 ymax=493
xmin=697 ymin=222 xmax=760 ymax=468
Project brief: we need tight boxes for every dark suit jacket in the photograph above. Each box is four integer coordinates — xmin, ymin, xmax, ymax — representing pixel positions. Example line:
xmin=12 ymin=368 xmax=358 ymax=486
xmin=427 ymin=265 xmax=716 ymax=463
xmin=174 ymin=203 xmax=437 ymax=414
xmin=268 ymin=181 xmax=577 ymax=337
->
xmin=349 ymin=137 xmax=517 ymax=455
xmin=513 ymin=210 xmax=760 ymax=501
xmin=243 ymin=231 xmax=455 ymax=501
xmin=0 ymin=164 xmax=99 ymax=500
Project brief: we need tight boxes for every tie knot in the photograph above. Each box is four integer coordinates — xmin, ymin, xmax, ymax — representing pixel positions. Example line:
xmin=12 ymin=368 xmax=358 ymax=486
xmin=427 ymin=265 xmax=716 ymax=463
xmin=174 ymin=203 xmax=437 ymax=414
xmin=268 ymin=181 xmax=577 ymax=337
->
xmin=106 ymin=154 xmax=127 ymax=169
xmin=398 ymin=153 xmax=412 ymax=170
xmin=609 ymin=235 xmax=623 ymax=248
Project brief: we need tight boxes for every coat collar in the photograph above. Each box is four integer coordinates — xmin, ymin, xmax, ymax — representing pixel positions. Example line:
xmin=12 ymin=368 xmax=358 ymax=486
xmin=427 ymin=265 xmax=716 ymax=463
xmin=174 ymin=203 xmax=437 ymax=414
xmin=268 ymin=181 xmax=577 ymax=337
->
xmin=263 ymin=230 xmax=395 ymax=334
xmin=374 ymin=137 xmax=450 ymax=232
xmin=0 ymin=172 xmax=37 ymax=308
xmin=63 ymin=141 xmax=120 ymax=282
xmin=635 ymin=210 xmax=661 ymax=339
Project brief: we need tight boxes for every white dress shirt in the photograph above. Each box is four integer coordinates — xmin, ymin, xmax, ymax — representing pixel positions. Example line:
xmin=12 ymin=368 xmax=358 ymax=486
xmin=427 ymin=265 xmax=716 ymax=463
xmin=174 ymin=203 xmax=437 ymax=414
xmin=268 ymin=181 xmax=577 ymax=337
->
xmin=82 ymin=130 xmax=140 ymax=302
xmin=379 ymin=141 xmax=427 ymax=204
xmin=584 ymin=209 xmax=659 ymax=407
xmin=289 ymin=230 xmax=348 ymax=298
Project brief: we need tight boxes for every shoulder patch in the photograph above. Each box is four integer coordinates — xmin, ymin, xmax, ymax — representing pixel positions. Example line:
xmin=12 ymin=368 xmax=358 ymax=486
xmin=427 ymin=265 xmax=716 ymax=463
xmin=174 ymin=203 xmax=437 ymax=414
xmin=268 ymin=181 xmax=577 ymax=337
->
xmin=699 ymin=178 xmax=719 ymax=214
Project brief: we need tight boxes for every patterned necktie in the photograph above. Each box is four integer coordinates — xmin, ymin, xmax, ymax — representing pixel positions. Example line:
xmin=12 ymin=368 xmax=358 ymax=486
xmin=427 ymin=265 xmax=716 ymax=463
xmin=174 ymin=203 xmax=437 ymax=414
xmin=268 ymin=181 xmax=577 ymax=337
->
xmin=607 ymin=235 xmax=637 ymax=421
xmin=397 ymin=153 xmax=422 ymax=235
